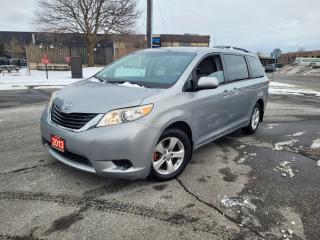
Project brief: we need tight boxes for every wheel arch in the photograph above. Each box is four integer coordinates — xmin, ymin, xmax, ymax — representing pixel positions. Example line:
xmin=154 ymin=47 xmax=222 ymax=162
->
xmin=163 ymin=121 xmax=193 ymax=150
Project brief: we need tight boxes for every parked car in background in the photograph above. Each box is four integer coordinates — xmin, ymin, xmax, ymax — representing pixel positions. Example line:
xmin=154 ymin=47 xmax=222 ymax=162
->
xmin=265 ymin=63 xmax=283 ymax=72
xmin=9 ymin=58 xmax=27 ymax=67
xmin=0 ymin=57 xmax=10 ymax=66
xmin=41 ymin=47 xmax=269 ymax=180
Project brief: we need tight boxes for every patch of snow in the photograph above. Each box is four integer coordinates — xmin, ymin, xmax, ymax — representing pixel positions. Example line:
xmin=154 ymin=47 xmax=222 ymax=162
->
xmin=0 ymin=67 xmax=103 ymax=90
xmin=118 ymin=81 xmax=146 ymax=88
xmin=317 ymin=161 xmax=320 ymax=167
xmin=237 ymin=152 xmax=257 ymax=164
xmin=32 ymin=86 xmax=63 ymax=89
xmin=274 ymin=161 xmax=295 ymax=178
xmin=237 ymin=145 xmax=246 ymax=150
xmin=287 ymin=132 xmax=305 ymax=137
xmin=220 ymin=196 xmax=261 ymax=227
xmin=237 ymin=156 xmax=247 ymax=164
xmin=269 ymin=81 xmax=320 ymax=97
xmin=292 ymin=132 xmax=304 ymax=137
xmin=266 ymin=123 xmax=279 ymax=129
xmin=220 ymin=196 xmax=257 ymax=211
xmin=310 ymin=139 xmax=320 ymax=149
xmin=274 ymin=140 xmax=298 ymax=151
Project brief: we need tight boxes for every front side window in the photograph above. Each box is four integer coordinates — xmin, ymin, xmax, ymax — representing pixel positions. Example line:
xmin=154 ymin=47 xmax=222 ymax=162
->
xmin=224 ymin=55 xmax=249 ymax=82
xmin=95 ymin=51 xmax=196 ymax=89
xmin=247 ymin=56 xmax=265 ymax=78
xmin=196 ymin=55 xmax=225 ymax=84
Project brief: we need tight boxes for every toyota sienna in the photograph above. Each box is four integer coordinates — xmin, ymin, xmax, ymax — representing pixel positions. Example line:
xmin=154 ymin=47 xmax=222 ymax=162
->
xmin=40 ymin=47 xmax=269 ymax=180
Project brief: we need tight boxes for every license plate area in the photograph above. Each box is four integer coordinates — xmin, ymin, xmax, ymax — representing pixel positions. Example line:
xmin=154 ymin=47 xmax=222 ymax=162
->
xmin=51 ymin=135 xmax=65 ymax=152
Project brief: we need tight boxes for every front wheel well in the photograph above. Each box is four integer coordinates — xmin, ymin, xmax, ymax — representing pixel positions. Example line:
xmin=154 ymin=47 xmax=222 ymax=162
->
xmin=256 ymin=99 xmax=265 ymax=122
xmin=165 ymin=121 xmax=193 ymax=149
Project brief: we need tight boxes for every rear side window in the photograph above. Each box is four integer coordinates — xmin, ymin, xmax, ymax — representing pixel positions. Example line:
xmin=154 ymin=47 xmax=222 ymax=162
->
xmin=223 ymin=55 xmax=249 ymax=82
xmin=247 ymin=56 xmax=265 ymax=78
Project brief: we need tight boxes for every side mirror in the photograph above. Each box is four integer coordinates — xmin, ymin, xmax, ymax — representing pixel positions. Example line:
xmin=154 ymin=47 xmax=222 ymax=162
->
xmin=197 ymin=76 xmax=219 ymax=90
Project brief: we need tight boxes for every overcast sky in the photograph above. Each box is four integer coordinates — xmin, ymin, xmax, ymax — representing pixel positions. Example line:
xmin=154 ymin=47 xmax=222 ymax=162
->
xmin=0 ymin=0 xmax=319 ymax=53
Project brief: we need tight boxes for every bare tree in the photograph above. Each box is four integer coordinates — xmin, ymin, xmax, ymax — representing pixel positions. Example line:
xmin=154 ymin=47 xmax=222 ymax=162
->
xmin=34 ymin=0 xmax=140 ymax=66
xmin=6 ymin=37 xmax=25 ymax=58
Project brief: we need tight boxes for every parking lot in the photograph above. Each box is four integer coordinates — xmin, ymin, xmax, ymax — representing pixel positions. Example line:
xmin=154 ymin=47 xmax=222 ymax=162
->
xmin=0 ymin=76 xmax=320 ymax=239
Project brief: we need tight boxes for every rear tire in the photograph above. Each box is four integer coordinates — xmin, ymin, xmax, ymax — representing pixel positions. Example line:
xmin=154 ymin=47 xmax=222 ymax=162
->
xmin=243 ymin=104 xmax=261 ymax=134
xmin=150 ymin=128 xmax=192 ymax=181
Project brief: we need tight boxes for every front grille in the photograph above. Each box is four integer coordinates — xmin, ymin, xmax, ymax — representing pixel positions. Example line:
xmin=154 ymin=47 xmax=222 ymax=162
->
xmin=51 ymin=104 xmax=97 ymax=130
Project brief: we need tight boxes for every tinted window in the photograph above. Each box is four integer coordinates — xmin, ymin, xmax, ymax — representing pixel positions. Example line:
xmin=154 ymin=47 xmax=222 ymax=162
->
xmin=224 ymin=55 xmax=249 ymax=82
xmin=247 ymin=56 xmax=265 ymax=78
xmin=196 ymin=55 xmax=224 ymax=84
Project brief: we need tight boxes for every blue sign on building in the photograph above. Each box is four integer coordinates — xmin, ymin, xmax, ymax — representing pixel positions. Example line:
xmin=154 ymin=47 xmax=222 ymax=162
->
xmin=152 ymin=37 xmax=161 ymax=48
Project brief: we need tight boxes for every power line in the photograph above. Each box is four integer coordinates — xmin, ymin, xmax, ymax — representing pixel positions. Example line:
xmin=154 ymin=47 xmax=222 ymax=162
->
xmin=157 ymin=0 xmax=167 ymax=33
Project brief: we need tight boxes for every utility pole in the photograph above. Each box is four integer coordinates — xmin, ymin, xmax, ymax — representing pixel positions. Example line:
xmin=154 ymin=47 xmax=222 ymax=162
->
xmin=146 ymin=0 xmax=153 ymax=48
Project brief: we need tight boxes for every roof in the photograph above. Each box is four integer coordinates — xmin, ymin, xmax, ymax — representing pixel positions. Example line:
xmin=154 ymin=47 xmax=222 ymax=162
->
xmin=141 ymin=47 xmax=258 ymax=57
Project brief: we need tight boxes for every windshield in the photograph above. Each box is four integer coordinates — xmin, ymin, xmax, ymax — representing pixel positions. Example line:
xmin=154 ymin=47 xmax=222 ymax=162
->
xmin=95 ymin=51 xmax=196 ymax=88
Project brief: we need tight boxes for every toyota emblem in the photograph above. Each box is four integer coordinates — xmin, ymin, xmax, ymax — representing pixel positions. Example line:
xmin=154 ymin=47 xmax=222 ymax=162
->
xmin=63 ymin=102 xmax=73 ymax=112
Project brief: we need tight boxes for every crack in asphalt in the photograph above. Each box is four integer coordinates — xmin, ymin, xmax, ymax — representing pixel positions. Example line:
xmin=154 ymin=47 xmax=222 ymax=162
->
xmin=175 ymin=178 xmax=268 ymax=240
xmin=0 ymin=162 xmax=57 ymax=175
xmin=0 ymin=191 xmax=234 ymax=237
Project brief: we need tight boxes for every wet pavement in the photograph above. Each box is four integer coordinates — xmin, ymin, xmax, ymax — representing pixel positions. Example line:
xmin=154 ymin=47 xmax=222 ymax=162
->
xmin=0 ymin=87 xmax=319 ymax=239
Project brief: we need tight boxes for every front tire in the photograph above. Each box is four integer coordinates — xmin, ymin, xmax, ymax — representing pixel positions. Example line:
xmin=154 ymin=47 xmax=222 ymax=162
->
xmin=243 ymin=104 xmax=261 ymax=134
xmin=150 ymin=128 xmax=192 ymax=181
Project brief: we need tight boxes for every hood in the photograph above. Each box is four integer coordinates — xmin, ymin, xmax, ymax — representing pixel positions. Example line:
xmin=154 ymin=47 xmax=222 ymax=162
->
xmin=53 ymin=80 xmax=161 ymax=114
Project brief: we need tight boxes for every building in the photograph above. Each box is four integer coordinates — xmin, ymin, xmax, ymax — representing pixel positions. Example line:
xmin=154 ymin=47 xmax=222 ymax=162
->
xmin=0 ymin=31 xmax=210 ymax=69
xmin=279 ymin=50 xmax=320 ymax=65
xmin=152 ymin=34 xmax=210 ymax=47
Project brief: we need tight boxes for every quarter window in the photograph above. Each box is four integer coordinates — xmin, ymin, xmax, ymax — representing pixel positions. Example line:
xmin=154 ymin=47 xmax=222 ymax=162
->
xmin=224 ymin=55 xmax=249 ymax=82
xmin=247 ymin=56 xmax=265 ymax=78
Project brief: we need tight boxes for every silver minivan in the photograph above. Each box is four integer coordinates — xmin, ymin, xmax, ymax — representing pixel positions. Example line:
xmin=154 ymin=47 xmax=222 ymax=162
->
xmin=40 ymin=47 xmax=268 ymax=180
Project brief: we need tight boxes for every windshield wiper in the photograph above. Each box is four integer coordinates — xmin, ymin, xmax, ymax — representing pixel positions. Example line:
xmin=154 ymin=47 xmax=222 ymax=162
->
xmin=93 ymin=75 xmax=105 ymax=82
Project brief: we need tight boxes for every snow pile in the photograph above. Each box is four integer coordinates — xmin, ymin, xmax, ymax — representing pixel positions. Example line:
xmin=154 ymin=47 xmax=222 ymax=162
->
xmin=277 ymin=65 xmax=320 ymax=77
xmin=274 ymin=140 xmax=298 ymax=151
xmin=0 ymin=67 xmax=103 ymax=90
xmin=310 ymin=139 xmax=320 ymax=149
xmin=269 ymin=82 xmax=320 ymax=97
xmin=273 ymin=161 xmax=295 ymax=178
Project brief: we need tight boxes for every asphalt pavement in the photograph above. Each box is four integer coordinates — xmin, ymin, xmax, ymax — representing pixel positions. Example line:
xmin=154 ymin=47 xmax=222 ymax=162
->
xmin=0 ymin=85 xmax=319 ymax=240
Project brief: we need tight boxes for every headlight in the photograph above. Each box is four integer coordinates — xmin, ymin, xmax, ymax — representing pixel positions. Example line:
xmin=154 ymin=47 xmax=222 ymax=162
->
xmin=48 ymin=91 xmax=58 ymax=108
xmin=97 ymin=104 xmax=154 ymax=127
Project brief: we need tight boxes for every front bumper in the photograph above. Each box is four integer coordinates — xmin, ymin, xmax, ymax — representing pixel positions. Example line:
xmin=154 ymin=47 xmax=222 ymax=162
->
xmin=40 ymin=111 xmax=160 ymax=179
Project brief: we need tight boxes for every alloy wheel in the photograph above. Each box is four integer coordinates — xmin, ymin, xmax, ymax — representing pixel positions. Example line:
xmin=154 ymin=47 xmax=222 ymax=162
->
xmin=153 ymin=137 xmax=185 ymax=175
xmin=251 ymin=107 xmax=260 ymax=130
